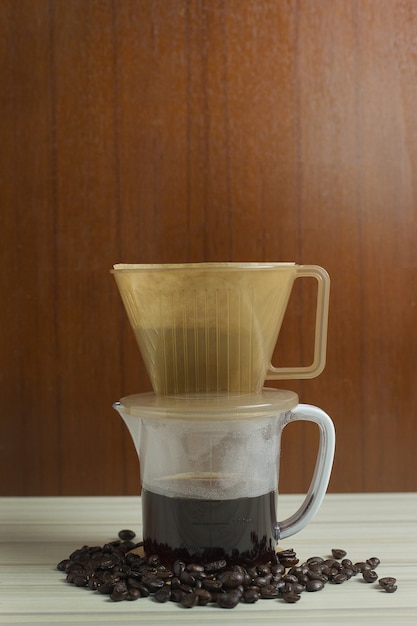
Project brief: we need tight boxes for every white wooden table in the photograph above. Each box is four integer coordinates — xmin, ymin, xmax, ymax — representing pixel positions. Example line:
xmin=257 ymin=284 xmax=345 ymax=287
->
xmin=1 ymin=494 xmax=416 ymax=625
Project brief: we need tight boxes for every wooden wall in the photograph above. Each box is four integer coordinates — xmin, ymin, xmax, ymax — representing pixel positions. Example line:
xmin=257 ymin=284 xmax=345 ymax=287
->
xmin=1 ymin=0 xmax=417 ymax=495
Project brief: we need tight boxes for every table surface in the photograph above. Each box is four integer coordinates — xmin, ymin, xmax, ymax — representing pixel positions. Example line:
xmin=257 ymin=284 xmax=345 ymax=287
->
xmin=1 ymin=493 xmax=416 ymax=625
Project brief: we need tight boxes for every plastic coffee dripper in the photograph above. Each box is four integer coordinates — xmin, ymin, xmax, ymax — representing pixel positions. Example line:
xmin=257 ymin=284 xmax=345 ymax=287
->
xmin=113 ymin=389 xmax=335 ymax=566
xmin=111 ymin=262 xmax=330 ymax=394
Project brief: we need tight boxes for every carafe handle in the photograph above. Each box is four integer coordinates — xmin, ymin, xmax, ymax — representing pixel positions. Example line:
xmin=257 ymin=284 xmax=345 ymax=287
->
xmin=278 ymin=404 xmax=335 ymax=539
xmin=266 ymin=265 xmax=330 ymax=380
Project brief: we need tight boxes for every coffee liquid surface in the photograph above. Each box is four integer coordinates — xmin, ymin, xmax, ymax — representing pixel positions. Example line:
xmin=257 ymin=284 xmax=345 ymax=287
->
xmin=142 ymin=481 xmax=278 ymax=566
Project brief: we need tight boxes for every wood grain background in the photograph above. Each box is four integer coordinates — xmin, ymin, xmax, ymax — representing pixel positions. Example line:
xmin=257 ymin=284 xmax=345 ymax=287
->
xmin=1 ymin=0 xmax=417 ymax=495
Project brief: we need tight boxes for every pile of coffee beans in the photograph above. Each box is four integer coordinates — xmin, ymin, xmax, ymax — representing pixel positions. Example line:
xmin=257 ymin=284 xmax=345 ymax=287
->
xmin=56 ymin=530 xmax=398 ymax=609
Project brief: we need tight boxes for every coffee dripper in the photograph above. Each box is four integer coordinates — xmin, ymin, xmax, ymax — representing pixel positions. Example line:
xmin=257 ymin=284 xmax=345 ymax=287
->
xmin=111 ymin=262 xmax=335 ymax=566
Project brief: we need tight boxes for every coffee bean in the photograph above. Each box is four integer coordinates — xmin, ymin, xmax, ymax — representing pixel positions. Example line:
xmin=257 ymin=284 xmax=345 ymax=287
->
xmin=110 ymin=581 xmax=129 ymax=602
xmin=305 ymin=579 xmax=325 ymax=592
xmin=218 ymin=570 xmax=245 ymax=588
xmin=173 ymin=560 xmax=186 ymax=577
xmin=354 ymin=561 xmax=371 ymax=573
xmin=308 ymin=570 xmax=328 ymax=583
xmin=203 ymin=578 xmax=223 ymax=591
xmin=57 ymin=559 xmax=72 ymax=572
xmin=278 ymin=549 xmax=299 ymax=568
xmin=331 ymin=548 xmax=347 ymax=559
xmin=194 ymin=588 xmax=212 ymax=605
xmin=333 ymin=572 xmax=348 ymax=584
xmin=57 ymin=539 xmax=398 ymax=609
xmin=180 ymin=591 xmax=199 ymax=608
xmin=187 ymin=563 xmax=205 ymax=574
xmin=180 ymin=570 xmax=197 ymax=586
xmin=362 ymin=569 xmax=378 ymax=583
xmin=153 ymin=587 xmax=171 ymax=603
xmin=126 ymin=587 xmax=142 ymax=601
xmin=254 ymin=574 xmax=272 ymax=587
xmin=257 ymin=563 xmax=271 ymax=576
xmin=271 ymin=562 xmax=285 ymax=575
xmin=142 ymin=576 xmax=165 ymax=592
xmin=118 ymin=529 xmax=136 ymax=541
xmin=216 ymin=590 xmax=241 ymax=609
xmin=243 ymin=587 xmax=260 ymax=603
xmin=170 ymin=588 xmax=183 ymax=603
xmin=341 ymin=567 xmax=354 ymax=580
xmin=260 ymin=584 xmax=281 ymax=599
xmin=306 ymin=556 xmax=324 ymax=567
xmin=282 ymin=592 xmax=301 ymax=603
xmin=204 ymin=559 xmax=227 ymax=572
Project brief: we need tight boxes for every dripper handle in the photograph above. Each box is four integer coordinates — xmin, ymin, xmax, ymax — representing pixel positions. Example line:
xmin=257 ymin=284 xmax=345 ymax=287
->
xmin=277 ymin=404 xmax=335 ymax=539
xmin=266 ymin=265 xmax=330 ymax=380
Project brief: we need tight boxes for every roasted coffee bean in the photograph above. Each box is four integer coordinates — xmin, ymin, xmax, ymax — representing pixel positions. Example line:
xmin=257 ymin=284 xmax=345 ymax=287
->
xmin=142 ymin=576 xmax=165 ymax=592
xmin=170 ymin=588 xmax=183 ymax=603
xmin=282 ymin=591 xmax=301 ymax=603
xmin=180 ymin=591 xmax=199 ymax=608
xmin=194 ymin=588 xmax=212 ymax=605
xmin=257 ymin=563 xmax=271 ymax=576
xmin=203 ymin=578 xmax=223 ymax=591
xmin=127 ymin=587 xmax=141 ymax=601
xmin=362 ymin=569 xmax=378 ymax=583
xmin=354 ymin=561 xmax=371 ymax=573
xmin=306 ymin=556 xmax=324 ymax=567
xmin=308 ymin=570 xmax=328 ymax=582
xmin=283 ymin=573 xmax=298 ymax=584
xmin=218 ymin=570 xmax=245 ymax=588
xmin=110 ymin=581 xmax=129 ymax=602
xmin=118 ymin=529 xmax=136 ymax=541
xmin=254 ymin=574 xmax=272 ymax=587
xmin=278 ymin=549 xmax=299 ymax=568
xmin=97 ymin=580 xmax=115 ymax=594
xmin=271 ymin=562 xmax=285 ymax=575
xmin=57 ymin=539 xmax=399 ymax=609
xmin=204 ymin=559 xmax=227 ymax=572
xmin=173 ymin=560 xmax=186 ymax=577
xmin=87 ymin=575 xmax=100 ymax=591
xmin=331 ymin=548 xmax=347 ymax=559
xmin=156 ymin=566 xmax=173 ymax=580
xmin=341 ymin=567 xmax=354 ymax=580
xmin=243 ymin=587 xmax=260 ymax=603
xmin=289 ymin=565 xmax=308 ymax=577
xmin=216 ymin=590 xmax=241 ymax=609
xmin=305 ymin=579 xmax=325 ymax=592
xmin=180 ymin=570 xmax=197 ymax=586
xmin=260 ymin=584 xmax=281 ymax=599
xmin=57 ymin=559 xmax=72 ymax=572
xmin=332 ymin=572 xmax=348 ymax=584
xmin=153 ymin=587 xmax=171 ymax=603
xmin=147 ymin=554 xmax=160 ymax=566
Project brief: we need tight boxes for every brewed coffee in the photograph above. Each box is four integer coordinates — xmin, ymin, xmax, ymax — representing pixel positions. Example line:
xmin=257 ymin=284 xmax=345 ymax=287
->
xmin=142 ymin=475 xmax=279 ymax=566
